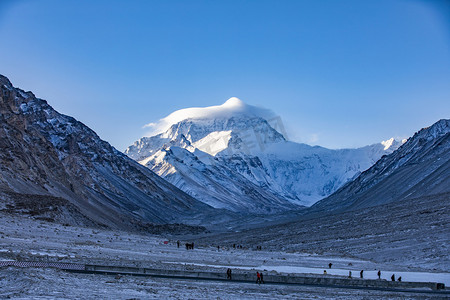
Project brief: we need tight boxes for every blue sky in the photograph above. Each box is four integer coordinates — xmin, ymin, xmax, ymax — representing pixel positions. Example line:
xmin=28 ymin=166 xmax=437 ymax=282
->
xmin=0 ymin=0 xmax=449 ymax=150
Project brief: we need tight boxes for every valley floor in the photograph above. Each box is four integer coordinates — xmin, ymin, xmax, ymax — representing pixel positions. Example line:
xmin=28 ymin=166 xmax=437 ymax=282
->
xmin=198 ymin=193 xmax=450 ymax=274
xmin=0 ymin=209 xmax=448 ymax=299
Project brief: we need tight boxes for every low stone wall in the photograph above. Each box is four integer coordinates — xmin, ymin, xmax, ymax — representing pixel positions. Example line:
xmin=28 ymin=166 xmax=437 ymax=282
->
xmin=84 ymin=264 xmax=445 ymax=291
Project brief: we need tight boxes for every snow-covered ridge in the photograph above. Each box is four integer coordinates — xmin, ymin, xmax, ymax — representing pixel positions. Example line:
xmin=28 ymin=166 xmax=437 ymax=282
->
xmin=144 ymin=97 xmax=277 ymax=136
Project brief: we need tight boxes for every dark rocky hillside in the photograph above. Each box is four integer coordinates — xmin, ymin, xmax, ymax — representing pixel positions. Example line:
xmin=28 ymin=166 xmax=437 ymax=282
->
xmin=0 ymin=74 xmax=222 ymax=231
xmin=310 ymin=119 xmax=450 ymax=213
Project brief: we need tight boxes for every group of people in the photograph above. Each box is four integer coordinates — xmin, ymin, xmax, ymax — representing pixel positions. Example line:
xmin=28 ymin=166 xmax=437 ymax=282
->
xmin=356 ymin=269 xmax=401 ymax=282
xmin=256 ymin=271 xmax=265 ymax=284
xmin=177 ymin=241 xmax=260 ymax=251
xmin=232 ymin=244 xmax=246 ymax=249
xmin=226 ymin=267 xmax=404 ymax=284
xmin=176 ymin=240 xmax=195 ymax=250
xmin=391 ymin=274 xmax=402 ymax=282
xmin=176 ymin=245 xmax=407 ymax=284
xmin=225 ymin=269 xmax=265 ymax=284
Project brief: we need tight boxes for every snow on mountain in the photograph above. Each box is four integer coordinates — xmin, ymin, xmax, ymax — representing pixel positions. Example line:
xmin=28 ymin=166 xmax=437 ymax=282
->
xmin=144 ymin=97 xmax=277 ymax=137
xmin=142 ymin=146 xmax=298 ymax=214
xmin=310 ymin=119 xmax=450 ymax=213
xmin=0 ymin=74 xmax=222 ymax=231
xmin=126 ymin=98 xmax=403 ymax=212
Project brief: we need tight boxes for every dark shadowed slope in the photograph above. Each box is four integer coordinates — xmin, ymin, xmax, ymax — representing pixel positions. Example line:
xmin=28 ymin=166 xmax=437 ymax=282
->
xmin=0 ymin=74 xmax=222 ymax=231
xmin=310 ymin=119 xmax=450 ymax=214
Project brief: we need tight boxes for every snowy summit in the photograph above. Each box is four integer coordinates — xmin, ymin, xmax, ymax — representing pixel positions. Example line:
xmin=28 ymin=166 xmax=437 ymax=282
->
xmin=126 ymin=98 xmax=406 ymax=210
xmin=143 ymin=97 xmax=275 ymax=136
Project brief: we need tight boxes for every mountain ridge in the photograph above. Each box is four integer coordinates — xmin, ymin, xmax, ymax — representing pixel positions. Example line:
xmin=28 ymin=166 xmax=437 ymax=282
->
xmin=0 ymin=74 xmax=222 ymax=231
xmin=309 ymin=118 xmax=450 ymax=213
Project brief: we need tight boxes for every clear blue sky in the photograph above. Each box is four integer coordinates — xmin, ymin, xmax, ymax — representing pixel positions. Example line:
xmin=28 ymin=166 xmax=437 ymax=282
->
xmin=1 ymin=0 xmax=449 ymax=150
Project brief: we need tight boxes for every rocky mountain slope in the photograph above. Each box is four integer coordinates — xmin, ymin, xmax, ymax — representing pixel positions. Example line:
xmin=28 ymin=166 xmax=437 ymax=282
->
xmin=198 ymin=120 xmax=450 ymax=269
xmin=126 ymin=98 xmax=402 ymax=213
xmin=0 ymin=74 xmax=222 ymax=231
xmin=310 ymin=119 xmax=450 ymax=213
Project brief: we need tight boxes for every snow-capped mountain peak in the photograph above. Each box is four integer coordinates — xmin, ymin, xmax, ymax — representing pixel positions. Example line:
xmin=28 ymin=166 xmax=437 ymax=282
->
xmin=381 ymin=137 xmax=395 ymax=150
xmin=381 ymin=137 xmax=405 ymax=150
xmin=126 ymin=99 xmax=407 ymax=211
xmin=143 ymin=97 xmax=276 ymax=136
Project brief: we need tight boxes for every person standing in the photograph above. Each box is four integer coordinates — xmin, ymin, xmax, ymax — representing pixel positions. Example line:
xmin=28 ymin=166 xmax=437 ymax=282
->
xmin=256 ymin=272 xmax=261 ymax=284
xmin=227 ymin=268 xmax=232 ymax=280
xmin=360 ymin=270 xmax=364 ymax=278
xmin=391 ymin=274 xmax=396 ymax=281
xmin=377 ymin=270 xmax=381 ymax=279
xmin=329 ymin=263 xmax=332 ymax=269
xmin=260 ymin=272 xmax=264 ymax=284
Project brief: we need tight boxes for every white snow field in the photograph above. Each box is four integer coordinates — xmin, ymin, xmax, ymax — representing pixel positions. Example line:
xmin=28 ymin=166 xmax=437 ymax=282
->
xmin=0 ymin=211 xmax=448 ymax=299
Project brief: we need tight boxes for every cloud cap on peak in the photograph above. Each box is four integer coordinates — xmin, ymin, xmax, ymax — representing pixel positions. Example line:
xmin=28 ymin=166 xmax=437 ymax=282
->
xmin=143 ymin=97 xmax=276 ymax=136
xmin=222 ymin=97 xmax=245 ymax=108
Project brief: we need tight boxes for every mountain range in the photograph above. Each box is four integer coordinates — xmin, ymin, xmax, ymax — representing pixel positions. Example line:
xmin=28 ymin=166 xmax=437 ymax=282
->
xmin=1 ymin=74 xmax=448 ymax=234
xmin=126 ymin=97 xmax=403 ymax=213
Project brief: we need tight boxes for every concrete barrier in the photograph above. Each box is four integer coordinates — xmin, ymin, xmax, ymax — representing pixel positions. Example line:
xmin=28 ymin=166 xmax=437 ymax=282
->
xmin=2 ymin=261 xmax=445 ymax=292
xmin=83 ymin=264 xmax=446 ymax=291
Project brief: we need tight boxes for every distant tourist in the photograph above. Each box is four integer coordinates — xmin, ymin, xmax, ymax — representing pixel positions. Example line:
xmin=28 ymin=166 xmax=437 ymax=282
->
xmin=348 ymin=271 xmax=352 ymax=278
xmin=377 ymin=270 xmax=381 ymax=279
xmin=260 ymin=272 xmax=264 ymax=284
xmin=360 ymin=270 xmax=363 ymax=278
xmin=323 ymin=270 xmax=327 ymax=274
xmin=227 ymin=268 xmax=232 ymax=280
xmin=177 ymin=240 xmax=180 ymax=248
xmin=398 ymin=276 xmax=402 ymax=282
xmin=329 ymin=263 xmax=332 ymax=269
xmin=256 ymin=272 xmax=261 ymax=284
xmin=391 ymin=274 xmax=395 ymax=281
